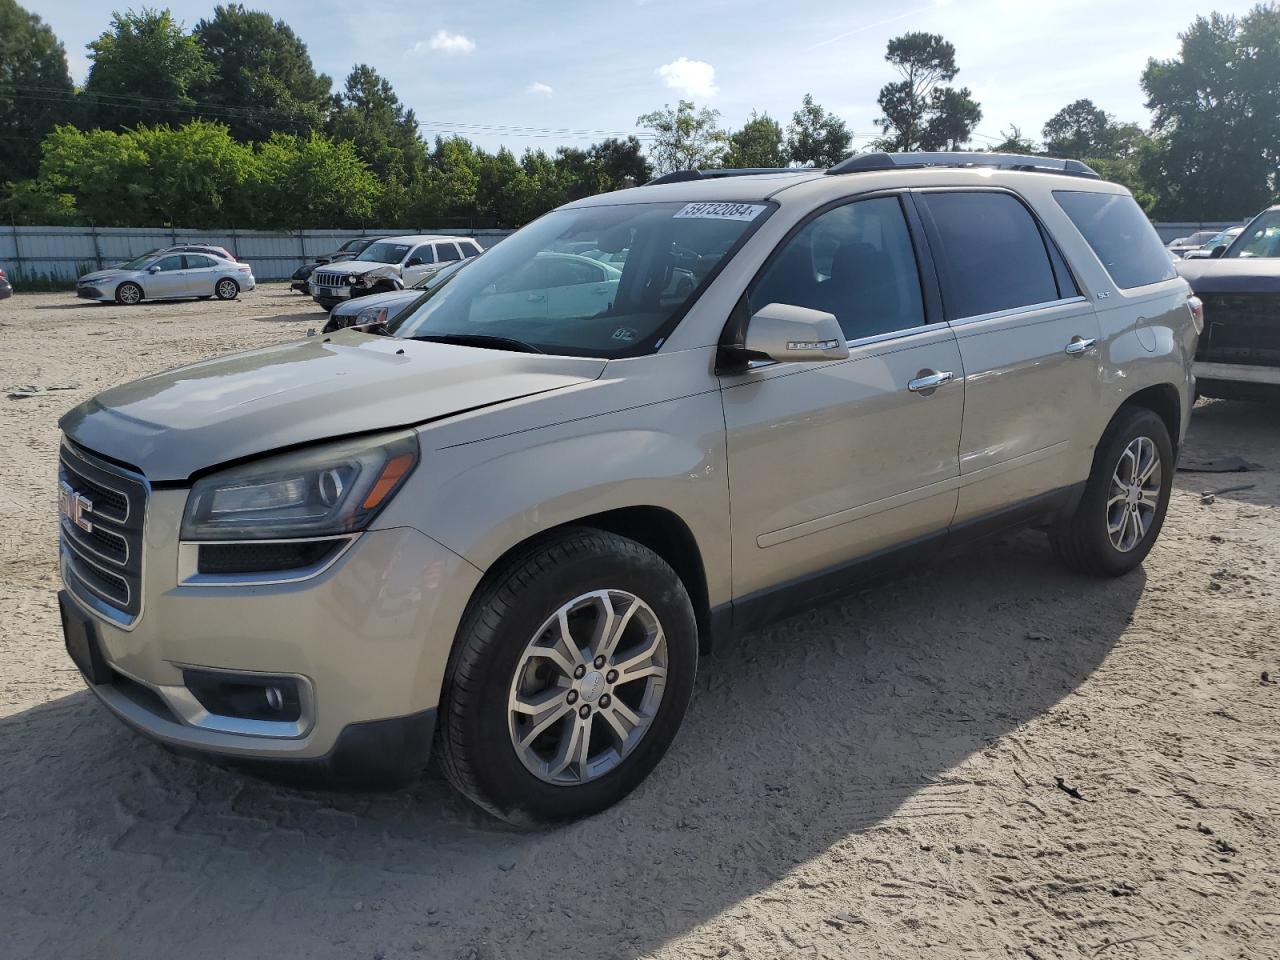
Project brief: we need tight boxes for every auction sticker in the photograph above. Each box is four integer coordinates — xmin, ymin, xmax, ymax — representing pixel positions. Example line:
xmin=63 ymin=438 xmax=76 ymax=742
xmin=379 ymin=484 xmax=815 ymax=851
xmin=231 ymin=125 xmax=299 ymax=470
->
xmin=673 ymin=202 xmax=767 ymax=221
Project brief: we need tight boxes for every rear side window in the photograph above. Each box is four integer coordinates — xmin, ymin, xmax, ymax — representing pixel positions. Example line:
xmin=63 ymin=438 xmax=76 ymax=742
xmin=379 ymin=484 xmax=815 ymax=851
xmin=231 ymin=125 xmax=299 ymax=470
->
xmin=1054 ymin=191 xmax=1176 ymax=288
xmin=435 ymin=243 xmax=463 ymax=262
xmin=919 ymin=192 xmax=1059 ymax=319
xmin=184 ymin=255 xmax=216 ymax=269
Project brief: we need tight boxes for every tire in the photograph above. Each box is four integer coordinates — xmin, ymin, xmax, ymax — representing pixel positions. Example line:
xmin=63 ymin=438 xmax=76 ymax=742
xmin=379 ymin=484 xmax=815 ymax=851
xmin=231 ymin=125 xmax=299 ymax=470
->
xmin=1051 ymin=406 xmax=1174 ymax=577
xmin=215 ymin=278 xmax=239 ymax=300
xmin=436 ymin=528 xmax=698 ymax=825
xmin=115 ymin=282 xmax=143 ymax=306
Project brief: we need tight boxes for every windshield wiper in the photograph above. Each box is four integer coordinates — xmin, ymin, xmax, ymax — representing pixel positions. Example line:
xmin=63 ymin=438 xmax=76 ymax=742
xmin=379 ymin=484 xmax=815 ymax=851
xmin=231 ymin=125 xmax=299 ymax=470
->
xmin=410 ymin=333 xmax=545 ymax=354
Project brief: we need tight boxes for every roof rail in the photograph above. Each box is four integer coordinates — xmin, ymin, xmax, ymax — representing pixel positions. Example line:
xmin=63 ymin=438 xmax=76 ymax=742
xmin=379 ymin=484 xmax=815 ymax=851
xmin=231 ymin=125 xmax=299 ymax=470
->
xmin=647 ymin=167 xmax=814 ymax=185
xmin=826 ymin=152 xmax=1101 ymax=180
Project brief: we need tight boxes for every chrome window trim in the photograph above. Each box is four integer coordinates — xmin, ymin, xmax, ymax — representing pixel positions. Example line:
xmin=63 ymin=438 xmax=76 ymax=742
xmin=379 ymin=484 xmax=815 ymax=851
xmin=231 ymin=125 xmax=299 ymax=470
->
xmin=740 ymin=319 xmax=954 ymax=372
xmin=948 ymin=295 xmax=1089 ymax=327
xmin=176 ymin=533 xmax=359 ymax=587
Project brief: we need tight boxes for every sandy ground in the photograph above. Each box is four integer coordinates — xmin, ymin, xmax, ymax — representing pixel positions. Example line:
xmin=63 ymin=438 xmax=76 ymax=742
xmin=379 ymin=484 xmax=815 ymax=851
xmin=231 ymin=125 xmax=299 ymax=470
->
xmin=1 ymin=288 xmax=1277 ymax=960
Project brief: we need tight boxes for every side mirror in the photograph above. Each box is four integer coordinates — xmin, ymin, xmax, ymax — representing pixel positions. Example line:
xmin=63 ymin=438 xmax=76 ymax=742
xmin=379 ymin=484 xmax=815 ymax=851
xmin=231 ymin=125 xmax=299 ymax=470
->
xmin=741 ymin=303 xmax=849 ymax=363
xmin=1209 ymin=244 xmax=1227 ymax=259
xmin=147 ymin=265 xmax=161 ymax=273
xmin=406 ymin=257 xmax=425 ymax=267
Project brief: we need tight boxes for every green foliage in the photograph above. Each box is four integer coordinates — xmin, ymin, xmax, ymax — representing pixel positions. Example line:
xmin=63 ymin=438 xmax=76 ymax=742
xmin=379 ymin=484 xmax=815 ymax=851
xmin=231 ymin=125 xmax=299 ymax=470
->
xmin=192 ymin=3 xmax=333 ymax=141
xmin=988 ymin=126 xmax=1039 ymax=154
xmin=875 ymin=31 xmax=982 ymax=151
xmin=1042 ymin=99 xmax=1113 ymax=159
xmin=84 ymin=8 xmax=213 ymax=130
xmin=785 ymin=97 xmax=850 ymax=167
xmin=724 ymin=111 xmax=786 ymax=168
xmin=636 ymin=100 xmax=728 ymax=174
xmin=0 ymin=0 xmax=74 ymax=179
xmin=1141 ymin=4 xmax=1280 ymax=219
xmin=0 ymin=177 xmax=78 ymax=224
xmin=251 ymin=132 xmax=379 ymax=229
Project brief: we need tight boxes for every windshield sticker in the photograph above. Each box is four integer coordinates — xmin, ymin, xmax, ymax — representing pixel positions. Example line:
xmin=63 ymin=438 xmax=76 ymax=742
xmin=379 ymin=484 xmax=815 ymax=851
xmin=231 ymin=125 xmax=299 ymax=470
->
xmin=673 ymin=202 xmax=767 ymax=222
xmin=611 ymin=328 xmax=637 ymax=342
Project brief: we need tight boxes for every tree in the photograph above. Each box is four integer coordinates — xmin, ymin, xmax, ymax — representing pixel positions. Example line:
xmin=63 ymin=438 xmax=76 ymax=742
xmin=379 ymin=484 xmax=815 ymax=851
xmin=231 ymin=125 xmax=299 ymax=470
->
xmin=875 ymin=32 xmax=981 ymax=151
xmin=329 ymin=65 xmax=426 ymax=181
xmin=192 ymin=4 xmax=332 ymax=141
xmin=988 ymin=125 xmax=1039 ymax=154
xmin=1042 ymin=99 xmax=1114 ymax=159
xmin=0 ymin=0 xmax=74 ymax=179
xmin=1141 ymin=6 xmax=1280 ymax=219
xmin=785 ymin=96 xmax=850 ymax=167
xmin=250 ymin=131 xmax=379 ymax=228
xmin=724 ymin=111 xmax=786 ymax=168
xmin=555 ymin=136 xmax=651 ymax=198
xmin=83 ymin=8 xmax=212 ymax=130
xmin=635 ymin=100 xmax=727 ymax=175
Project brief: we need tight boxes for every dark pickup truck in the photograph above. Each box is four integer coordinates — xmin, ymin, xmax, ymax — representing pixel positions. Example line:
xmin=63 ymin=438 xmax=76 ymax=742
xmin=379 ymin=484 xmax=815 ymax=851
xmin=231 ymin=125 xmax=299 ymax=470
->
xmin=1178 ymin=205 xmax=1280 ymax=401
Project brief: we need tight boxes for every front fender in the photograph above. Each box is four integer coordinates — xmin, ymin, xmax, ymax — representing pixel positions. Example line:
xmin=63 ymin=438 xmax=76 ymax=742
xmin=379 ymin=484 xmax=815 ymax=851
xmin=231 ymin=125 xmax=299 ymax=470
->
xmin=374 ymin=389 xmax=732 ymax=610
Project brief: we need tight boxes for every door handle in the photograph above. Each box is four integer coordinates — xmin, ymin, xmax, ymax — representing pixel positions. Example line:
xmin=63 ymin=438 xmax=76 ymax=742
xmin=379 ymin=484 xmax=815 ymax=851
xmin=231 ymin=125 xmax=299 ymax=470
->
xmin=1065 ymin=336 xmax=1097 ymax=357
xmin=908 ymin=370 xmax=954 ymax=393
xmin=527 ymin=293 xmax=545 ymax=302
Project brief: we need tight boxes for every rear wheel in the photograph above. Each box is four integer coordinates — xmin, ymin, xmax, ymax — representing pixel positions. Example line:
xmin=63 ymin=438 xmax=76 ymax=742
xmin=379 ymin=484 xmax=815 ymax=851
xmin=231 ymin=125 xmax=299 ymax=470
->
xmin=1051 ymin=406 xmax=1173 ymax=576
xmin=215 ymin=278 xmax=239 ymax=300
xmin=115 ymin=282 xmax=142 ymax=306
xmin=436 ymin=529 xmax=698 ymax=825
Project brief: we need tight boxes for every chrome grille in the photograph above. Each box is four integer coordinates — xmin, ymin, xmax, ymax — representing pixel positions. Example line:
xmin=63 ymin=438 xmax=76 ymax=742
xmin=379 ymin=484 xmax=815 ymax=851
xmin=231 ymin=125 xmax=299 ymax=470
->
xmin=59 ymin=441 xmax=147 ymax=624
xmin=1197 ymin=293 xmax=1280 ymax=367
xmin=313 ymin=271 xmax=349 ymax=288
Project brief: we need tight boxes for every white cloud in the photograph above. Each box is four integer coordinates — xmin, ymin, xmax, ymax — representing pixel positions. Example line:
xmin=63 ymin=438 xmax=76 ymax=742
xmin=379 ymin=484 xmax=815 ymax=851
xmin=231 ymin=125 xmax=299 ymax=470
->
xmin=655 ymin=57 xmax=718 ymax=99
xmin=408 ymin=30 xmax=476 ymax=56
xmin=527 ymin=81 xmax=554 ymax=97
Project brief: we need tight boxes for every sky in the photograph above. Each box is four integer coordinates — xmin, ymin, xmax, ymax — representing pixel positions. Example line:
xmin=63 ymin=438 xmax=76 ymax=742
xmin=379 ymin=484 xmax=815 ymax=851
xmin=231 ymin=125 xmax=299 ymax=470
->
xmin=32 ymin=0 xmax=1262 ymax=155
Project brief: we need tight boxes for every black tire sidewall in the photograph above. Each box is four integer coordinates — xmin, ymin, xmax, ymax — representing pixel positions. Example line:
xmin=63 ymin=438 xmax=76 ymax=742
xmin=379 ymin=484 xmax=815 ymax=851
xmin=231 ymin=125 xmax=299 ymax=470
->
xmin=453 ymin=537 xmax=697 ymax=824
xmin=1077 ymin=408 xmax=1174 ymax=575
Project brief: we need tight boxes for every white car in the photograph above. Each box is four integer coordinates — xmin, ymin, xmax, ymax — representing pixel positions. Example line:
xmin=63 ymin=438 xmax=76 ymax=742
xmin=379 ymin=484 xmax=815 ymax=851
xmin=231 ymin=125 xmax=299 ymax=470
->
xmin=309 ymin=235 xmax=483 ymax=309
xmin=470 ymin=252 xmax=621 ymax=324
xmin=77 ymin=252 xmax=255 ymax=305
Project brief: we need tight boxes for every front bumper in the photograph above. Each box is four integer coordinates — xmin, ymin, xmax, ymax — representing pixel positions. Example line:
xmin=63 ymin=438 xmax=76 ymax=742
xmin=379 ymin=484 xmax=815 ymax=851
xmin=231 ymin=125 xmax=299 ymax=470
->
xmin=61 ymin=498 xmax=482 ymax=781
xmin=77 ymin=286 xmax=107 ymax=300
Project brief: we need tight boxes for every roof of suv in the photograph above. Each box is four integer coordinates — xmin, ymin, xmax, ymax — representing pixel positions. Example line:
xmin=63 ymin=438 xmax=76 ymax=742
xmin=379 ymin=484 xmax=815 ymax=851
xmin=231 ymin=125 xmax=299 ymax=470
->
xmin=568 ymin=152 xmax=1126 ymax=210
xmin=380 ymin=234 xmax=479 ymax=245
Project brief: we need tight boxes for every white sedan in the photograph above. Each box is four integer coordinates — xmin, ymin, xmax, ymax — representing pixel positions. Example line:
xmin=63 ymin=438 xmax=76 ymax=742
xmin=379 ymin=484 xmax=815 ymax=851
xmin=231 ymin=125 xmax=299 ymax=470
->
xmin=77 ymin=252 xmax=256 ymax=305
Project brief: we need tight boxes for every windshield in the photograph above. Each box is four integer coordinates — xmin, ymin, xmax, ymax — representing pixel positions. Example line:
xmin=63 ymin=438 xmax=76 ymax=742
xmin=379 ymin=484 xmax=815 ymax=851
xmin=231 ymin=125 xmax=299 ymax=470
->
xmin=356 ymin=241 xmax=412 ymax=264
xmin=388 ymin=200 xmax=772 ymax=356
xmin=119 ymin=252 xmax=158 ymax=270
xmin=1227 ymin=211 xmax=1280 ymax=258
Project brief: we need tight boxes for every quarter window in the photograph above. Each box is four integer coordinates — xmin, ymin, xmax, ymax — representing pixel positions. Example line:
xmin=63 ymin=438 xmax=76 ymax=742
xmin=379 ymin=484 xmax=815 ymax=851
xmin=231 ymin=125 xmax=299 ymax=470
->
xmin=750 ymin=195 xmax=926 ymax=341
xmin=1054 ymin=190 xmax=1177 ymax=287
xmin=920 ymin=192 xmax=1060 ymax=319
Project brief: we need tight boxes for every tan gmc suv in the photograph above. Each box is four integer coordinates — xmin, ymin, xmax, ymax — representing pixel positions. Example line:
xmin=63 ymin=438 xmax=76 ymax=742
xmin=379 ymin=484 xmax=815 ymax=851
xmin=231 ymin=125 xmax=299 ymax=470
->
xmin=57 ymin=153 xmax=1200 ymax=824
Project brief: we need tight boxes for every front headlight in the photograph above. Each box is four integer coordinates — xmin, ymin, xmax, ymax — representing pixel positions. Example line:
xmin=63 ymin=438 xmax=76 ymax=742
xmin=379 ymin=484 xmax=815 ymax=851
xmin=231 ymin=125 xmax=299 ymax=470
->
xmin=182 ymin=431 xmax=419 ymax=540
xmin=356 ymin=304 xmax=390 ymax=325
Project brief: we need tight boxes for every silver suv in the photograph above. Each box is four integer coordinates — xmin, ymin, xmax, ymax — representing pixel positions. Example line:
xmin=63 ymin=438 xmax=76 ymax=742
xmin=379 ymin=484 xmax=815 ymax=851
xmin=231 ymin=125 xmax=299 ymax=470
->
xmin=57 ymin=153 xmax=1199 ymax=824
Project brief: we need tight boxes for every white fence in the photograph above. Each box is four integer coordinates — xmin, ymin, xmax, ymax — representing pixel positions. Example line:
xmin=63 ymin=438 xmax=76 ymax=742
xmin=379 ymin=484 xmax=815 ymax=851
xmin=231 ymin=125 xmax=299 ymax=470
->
xmin=0 ymin=226 xmax=516 ymax=283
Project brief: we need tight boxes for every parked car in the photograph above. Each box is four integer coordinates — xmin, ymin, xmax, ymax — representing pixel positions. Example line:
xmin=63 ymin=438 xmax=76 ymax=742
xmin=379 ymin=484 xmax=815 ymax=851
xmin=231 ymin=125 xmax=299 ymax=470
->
xmin=0 ymin=267 xmax=11 ymax=299
xmin=57 ymin=152 xmax=1197 ymax=824
xmin=1183 ymin=226 xmax=1245 ymax=259
xmin=1167 ymin=230 xmax=1221 ymax=259
xmin=76 ymin=252 xmax=255 ymax=304
xmin=322 ymin=258 xmax=471 ymax=332
xmin=291 ymin=236 xmax=386 ymax=293
xmin=1177 ymin=205 xmax=1280 ymax=400
xmin=309 ymin=235 xmax=483 ymax=309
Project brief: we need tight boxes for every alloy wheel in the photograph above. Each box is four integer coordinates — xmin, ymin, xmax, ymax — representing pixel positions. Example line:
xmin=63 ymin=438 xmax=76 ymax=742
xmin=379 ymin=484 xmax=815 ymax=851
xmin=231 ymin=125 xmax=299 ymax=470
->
xmin=507 ymin=589 xmax=667 ymax=785
xmin=1107 ymin=435 xmax=1162 ymax=552
xmin=217 ymin=280 xmax=237 ymax=299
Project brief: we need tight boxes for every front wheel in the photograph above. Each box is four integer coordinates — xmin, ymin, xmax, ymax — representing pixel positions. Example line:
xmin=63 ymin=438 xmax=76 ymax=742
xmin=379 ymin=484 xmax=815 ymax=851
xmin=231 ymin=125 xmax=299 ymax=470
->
xmin=215 ymin=278 xmax=239 ymax=300
xmin=1051 ymin=406 xmax=1174 ymax=576
xmin=436 ymin=529 xmax=698 ymax=825
xmin=115 ymin=282 xmax=142 ymax=305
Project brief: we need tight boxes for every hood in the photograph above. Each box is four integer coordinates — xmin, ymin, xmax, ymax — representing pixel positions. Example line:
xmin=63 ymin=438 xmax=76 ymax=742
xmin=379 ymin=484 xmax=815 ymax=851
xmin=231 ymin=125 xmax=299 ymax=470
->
xmin=315 ymin=261 xmax=391 ymax=277
xmin=59 ymin=332 xmax=607 ymax=482
xmin=1176 ymin=257 xmax=1280 ymax=294
xmin=79 ymin=269 xmax=132 ymax=284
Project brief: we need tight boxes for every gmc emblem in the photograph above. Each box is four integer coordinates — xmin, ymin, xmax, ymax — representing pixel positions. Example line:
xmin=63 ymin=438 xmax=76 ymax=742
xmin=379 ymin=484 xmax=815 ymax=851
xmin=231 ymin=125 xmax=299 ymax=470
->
xmin=58 ymin=480 xmax=94 ymax=533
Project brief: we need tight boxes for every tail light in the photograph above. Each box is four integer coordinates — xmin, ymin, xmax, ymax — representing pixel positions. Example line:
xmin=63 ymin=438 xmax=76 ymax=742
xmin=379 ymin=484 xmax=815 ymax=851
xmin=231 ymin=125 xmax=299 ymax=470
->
xmin=0 ymin=268 xmax=7 ymax=280
xmin=1187 ymin=295 xmax=1204 ymax=335
xmin=237 ymin=265 xmax=252 ymax=274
